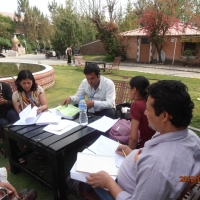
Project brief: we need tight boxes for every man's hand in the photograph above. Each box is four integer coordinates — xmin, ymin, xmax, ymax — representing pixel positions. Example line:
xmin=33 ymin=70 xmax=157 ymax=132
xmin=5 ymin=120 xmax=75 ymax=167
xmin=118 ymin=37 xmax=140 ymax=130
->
xmin=0 ymin=182 xmax=19 ymax=200
xmin=85 ymin=100 xmax=94 ymax=109
xmin=86 ymin=171 xmax=112 ymax=188
xmin=62 ymin=97 xmax=71 ymax=106
xmin=115 ymin=144 xmax=132 ymax=156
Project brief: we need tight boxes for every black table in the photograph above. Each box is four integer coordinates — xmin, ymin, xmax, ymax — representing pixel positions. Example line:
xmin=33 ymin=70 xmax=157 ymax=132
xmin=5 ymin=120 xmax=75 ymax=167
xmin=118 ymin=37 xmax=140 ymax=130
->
xmin=4 ymin=115 xmax=101 ymax=200
xmin=85 ymin=61 xmax=106 ymax=72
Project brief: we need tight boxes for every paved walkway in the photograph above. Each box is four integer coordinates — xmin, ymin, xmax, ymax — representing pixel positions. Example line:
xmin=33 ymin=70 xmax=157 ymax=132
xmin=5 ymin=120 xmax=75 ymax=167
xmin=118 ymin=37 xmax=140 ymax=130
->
xmin=0 ymin=54 xmax=200 ymax=78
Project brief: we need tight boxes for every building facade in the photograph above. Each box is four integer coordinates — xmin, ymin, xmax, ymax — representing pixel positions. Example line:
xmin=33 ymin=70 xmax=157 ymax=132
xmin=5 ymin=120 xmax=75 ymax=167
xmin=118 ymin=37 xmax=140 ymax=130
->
xmin=121 ymin=24 xmax=200 ymax=65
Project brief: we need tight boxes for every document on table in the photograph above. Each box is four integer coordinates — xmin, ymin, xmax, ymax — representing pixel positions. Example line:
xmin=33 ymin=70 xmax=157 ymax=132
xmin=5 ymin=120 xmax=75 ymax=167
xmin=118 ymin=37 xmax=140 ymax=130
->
xmin=76 ymin=153 xmax=118 ymax=176
xmin=13 ymin=105 xmax=62 ymax=125
xmin=43 ymin=119 xmax=80 ymax=135
xmin=35 ymin=111 xmax=61 ymax=125
xmin=87 ymin=116 xmax=119 ymax=132
xmin=14 ymin=105 xmax=41 ymax=125
xmin=70 ymin=149 xmax=117 ymax=183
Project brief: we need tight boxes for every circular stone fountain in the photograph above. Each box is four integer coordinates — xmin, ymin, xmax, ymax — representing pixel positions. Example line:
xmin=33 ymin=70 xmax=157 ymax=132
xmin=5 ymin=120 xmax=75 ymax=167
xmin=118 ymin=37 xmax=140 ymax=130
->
xmin=0 ymin=62 xmax=55 ymax=91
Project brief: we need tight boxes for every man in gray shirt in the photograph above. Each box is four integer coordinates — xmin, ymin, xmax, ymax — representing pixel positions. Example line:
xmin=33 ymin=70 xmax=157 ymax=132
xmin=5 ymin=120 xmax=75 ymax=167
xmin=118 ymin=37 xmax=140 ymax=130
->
xmin=62 ymin=63 xmax=116 ymax=118
xmin=85 ymin=80 xmax=200 ymax=200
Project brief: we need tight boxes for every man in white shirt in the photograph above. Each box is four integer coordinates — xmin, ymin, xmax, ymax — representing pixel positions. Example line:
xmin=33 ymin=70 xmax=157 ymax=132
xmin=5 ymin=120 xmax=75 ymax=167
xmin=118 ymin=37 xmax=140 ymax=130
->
xmin=62 ymin=63 xmax=116 ymax=118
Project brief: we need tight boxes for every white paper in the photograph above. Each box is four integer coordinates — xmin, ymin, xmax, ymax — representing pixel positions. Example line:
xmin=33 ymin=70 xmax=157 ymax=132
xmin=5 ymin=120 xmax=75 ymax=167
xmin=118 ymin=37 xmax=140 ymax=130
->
xmin=48 ymin=106 xmax=60 ymax=114
xmin=14 ymin=106 xmax=61 ymax=125
xmin=70 ymin=149 xmax=117 ymax=183
xmin=14 ymin=105 xmax=41 ymax=125
xmin=76 ymin=153 xmax=118 ymax=175
xmin=87 ymin=116 xmax=119 ymax=132
xmin=36 ymin=111 xmax=61 ymax=125
xmin=43 ymin=119 xmax=80 ymax=135
xmin=88 ymin=135 xmax=124 ymax=168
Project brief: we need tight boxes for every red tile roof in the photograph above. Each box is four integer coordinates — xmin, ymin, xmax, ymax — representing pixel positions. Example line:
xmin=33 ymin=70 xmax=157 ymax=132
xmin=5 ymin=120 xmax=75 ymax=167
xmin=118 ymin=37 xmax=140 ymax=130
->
xmin=121 ymin=23 xmax=200 ymax=36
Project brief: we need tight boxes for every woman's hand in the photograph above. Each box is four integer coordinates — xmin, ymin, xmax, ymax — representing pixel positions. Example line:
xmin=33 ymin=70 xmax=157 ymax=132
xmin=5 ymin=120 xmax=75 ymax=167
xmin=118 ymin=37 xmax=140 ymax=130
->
xmin=37 ymin=106 xmax=44 ymax=114
xmin=115 ymin=144 xmax=132 ymax=156
xmin=86 ymin=171 xmax=113 ymax=188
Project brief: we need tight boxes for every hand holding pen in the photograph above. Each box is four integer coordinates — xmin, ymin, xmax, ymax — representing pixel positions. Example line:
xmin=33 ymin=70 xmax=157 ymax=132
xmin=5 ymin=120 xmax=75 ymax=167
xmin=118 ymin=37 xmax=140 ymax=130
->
xmin=115 ymin=142 xmax=132 ymax=157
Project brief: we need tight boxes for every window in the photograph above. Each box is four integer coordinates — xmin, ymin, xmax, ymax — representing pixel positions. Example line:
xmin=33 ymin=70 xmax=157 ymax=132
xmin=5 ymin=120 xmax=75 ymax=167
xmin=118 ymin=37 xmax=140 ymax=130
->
xmin=182 ymin=42 xmax=197 ymax=56
xmin=141 ymin=38 xmax=150 ymax=44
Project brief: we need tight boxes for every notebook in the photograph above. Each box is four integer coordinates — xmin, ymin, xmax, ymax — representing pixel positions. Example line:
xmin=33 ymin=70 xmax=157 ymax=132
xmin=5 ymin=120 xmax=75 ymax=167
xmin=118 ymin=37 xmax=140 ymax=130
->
xmin=56 ymin=104 xmax=79 ymax=119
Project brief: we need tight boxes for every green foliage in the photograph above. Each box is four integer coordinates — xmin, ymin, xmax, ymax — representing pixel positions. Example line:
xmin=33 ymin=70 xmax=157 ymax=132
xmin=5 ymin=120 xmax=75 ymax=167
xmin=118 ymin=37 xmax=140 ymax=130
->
xmin=183 ymin=49 xmax=195 ymax=57
xmin=15 ymin=0 xmax=53 ymax=49
xmin=0 ymin=14 xmax=14 ymax=48
xmin=0 ymin=37 xmax=11 ymax=48
xmin=49 ymin=1 xmax=96 ymax=55
xmin=92 ymin=15 xmax=126 ymax=59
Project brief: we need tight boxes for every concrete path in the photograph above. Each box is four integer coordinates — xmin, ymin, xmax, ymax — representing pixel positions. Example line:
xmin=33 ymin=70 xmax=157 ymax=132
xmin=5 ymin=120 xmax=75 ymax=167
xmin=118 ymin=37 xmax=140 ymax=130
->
xmin=0 ymin=54 xmax=200 ymax=78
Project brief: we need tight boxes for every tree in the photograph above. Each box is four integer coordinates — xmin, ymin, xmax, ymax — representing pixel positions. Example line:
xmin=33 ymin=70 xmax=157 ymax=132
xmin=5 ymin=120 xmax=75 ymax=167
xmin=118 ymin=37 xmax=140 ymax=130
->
xmin=91 ymin=11 xmax=126 ymax=59
xmin=0 ymin=14 xmax=14 ymax=49
xmin=137 ymin=0 xmax=181 ymax=63
xmin=15 ymin=0 xmax=52 ymax=52
xmin=49 ymin=0 xmax=96 ymax=54
xmin=116 ymin=0 xmax=138 ymax=32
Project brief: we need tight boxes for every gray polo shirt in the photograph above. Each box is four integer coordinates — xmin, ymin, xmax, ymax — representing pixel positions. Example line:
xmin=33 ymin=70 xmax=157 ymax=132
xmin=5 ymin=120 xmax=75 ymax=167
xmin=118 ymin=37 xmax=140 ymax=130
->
xmin=117 ymin=128 xmax=200 ymax=200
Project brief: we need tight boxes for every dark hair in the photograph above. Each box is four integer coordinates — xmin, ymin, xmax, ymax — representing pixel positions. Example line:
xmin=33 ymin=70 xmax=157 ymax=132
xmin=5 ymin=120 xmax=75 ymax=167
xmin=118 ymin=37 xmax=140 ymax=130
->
xmin=129 ymin=76 xmax=150 ymax=97
xmin=15 ymin=70 xmax=38 ymax=92
xmin=147 ymin=80 xmax=194 ymax=127
xmin=83 ymin=63 xmax=100 ymax=77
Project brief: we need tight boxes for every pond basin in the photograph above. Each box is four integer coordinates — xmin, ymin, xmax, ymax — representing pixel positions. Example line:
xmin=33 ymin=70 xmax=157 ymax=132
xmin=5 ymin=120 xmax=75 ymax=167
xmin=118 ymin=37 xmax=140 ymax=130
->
xmin=0 ymin=62 xmax=55 ymax=91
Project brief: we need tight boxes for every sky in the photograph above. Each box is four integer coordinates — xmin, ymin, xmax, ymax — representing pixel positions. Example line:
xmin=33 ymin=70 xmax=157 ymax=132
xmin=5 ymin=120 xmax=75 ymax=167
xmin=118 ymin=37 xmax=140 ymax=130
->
xmin=0 ymin=0 xmax=128 ymax=17
xmin=0 ymin=0 xmax=66 ymax=17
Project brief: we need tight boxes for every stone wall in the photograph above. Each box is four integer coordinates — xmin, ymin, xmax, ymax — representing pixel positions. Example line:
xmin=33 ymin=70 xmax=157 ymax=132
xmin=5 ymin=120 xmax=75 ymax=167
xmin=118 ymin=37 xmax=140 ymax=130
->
xmin=0 ymin=67 xmax=55 ymax=91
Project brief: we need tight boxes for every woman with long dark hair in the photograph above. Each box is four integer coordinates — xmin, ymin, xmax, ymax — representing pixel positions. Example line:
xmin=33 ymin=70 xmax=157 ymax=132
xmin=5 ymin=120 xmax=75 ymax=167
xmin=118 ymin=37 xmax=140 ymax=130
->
xmin=12 ymin=70 xmax=48 ymax=114
xmin=128 ymin=76 xmax=155 ymax=149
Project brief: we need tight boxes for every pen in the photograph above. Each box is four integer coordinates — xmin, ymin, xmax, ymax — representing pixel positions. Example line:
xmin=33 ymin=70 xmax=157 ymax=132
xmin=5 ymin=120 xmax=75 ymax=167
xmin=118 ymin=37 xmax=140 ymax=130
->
xmin=118 ymin=141 xmax=127 ymax=157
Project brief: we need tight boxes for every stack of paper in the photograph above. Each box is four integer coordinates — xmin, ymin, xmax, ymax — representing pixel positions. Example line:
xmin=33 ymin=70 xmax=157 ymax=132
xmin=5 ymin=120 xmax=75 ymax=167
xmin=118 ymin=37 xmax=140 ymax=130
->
xmin=70 ymin=149 xmax=117 ymax=183
xmin=56 ymin=104 xmax=79 ymax=119
xmin=76 ymin=153 xmax=118 ymax=175
xmin=43 ymin=119 xmax=80 ymax=135
xmin=70 ymin=135 xmax=125 ymax=183
xmin=13 ymin=105 xmax=61 ymax=125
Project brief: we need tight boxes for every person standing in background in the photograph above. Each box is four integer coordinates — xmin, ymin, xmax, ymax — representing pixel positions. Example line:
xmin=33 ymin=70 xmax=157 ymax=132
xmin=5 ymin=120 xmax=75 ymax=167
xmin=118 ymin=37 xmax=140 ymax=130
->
xmin=66 ymin=45 xmax=72 ymax=64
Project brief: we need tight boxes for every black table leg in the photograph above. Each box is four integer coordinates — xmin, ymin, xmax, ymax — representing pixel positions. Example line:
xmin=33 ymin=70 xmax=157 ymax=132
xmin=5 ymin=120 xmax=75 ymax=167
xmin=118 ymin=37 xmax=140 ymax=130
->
xmin=4 ymin=132 xmax=20 ymax=174
xmin=51 ymin=152 xmax=68 ymax=200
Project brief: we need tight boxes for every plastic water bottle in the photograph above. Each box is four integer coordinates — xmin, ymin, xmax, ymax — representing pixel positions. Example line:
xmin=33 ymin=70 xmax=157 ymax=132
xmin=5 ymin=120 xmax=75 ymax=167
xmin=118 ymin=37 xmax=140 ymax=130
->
xmin=78 ymin=96 xmax=88 ymax=126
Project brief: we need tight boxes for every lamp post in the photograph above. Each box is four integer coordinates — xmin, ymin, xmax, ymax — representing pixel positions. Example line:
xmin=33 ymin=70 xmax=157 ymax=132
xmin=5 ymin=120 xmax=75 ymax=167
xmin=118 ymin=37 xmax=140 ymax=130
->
xmin=43 ymin=41 xmax=45 ymax=51
xmin=23 ymin=39 xmax=27 ymax=54
xmin=36 ymin=40 xmax=40 ymax=50
xmin=48 ymin=40 xmax=51 ymax=51
xmin=171 ymin=37 xmax=177 ymax=66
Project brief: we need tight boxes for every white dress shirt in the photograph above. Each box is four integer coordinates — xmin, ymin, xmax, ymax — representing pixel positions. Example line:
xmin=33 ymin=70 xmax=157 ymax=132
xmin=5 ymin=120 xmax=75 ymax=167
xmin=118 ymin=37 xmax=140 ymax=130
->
xmin=70 ymin=76 xmax=115 ymax=112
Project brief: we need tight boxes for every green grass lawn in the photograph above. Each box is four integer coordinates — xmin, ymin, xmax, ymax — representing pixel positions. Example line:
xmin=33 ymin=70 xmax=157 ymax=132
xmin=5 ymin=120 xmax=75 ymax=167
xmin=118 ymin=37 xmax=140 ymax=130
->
xmin=1 ymin=62 xmax=200 ymax=200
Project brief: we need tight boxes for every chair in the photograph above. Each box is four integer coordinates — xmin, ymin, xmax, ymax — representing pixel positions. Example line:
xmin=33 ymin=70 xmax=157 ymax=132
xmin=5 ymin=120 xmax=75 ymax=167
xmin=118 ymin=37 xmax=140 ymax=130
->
xmin=106 ymin=57 xmax=121 ymax=73
xmin=113 ymin=80 xmax=132 ymax=105
xmin=74 ymin=55 xmax=85 ymax=70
